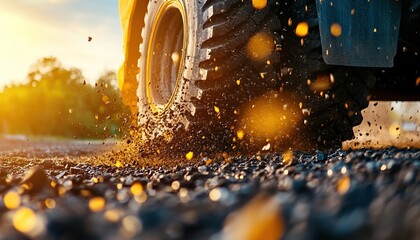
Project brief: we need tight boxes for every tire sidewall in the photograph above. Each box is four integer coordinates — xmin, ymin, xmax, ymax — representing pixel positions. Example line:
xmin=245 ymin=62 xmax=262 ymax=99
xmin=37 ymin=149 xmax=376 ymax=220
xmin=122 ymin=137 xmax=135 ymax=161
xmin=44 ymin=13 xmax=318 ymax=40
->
xmin=137 ymin=0 xmax=204 ymax=141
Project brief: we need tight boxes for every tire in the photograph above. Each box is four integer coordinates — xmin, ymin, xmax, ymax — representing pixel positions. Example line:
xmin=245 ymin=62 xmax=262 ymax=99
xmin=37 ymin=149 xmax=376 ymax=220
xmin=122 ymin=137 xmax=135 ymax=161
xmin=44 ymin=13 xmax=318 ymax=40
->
xmin=279 ymin=0 xmax=376 ymax=149
xmin=137 ymin=0 xmax=283 ymax=153
xmin=135 ymin=0 xmax=375 ymax=153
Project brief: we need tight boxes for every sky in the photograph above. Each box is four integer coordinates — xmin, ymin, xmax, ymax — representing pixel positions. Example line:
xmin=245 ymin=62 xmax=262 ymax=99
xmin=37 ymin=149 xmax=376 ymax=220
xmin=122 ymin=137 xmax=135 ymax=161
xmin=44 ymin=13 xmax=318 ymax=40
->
xmin=0 ymin=0 xmax=122 ymax=89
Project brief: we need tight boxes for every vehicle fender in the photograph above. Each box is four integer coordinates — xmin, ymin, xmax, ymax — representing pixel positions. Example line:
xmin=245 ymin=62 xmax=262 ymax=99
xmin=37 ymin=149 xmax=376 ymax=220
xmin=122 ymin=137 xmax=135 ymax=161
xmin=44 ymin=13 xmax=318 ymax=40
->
xmin=316 ymin=0 xmax=401 ymax=68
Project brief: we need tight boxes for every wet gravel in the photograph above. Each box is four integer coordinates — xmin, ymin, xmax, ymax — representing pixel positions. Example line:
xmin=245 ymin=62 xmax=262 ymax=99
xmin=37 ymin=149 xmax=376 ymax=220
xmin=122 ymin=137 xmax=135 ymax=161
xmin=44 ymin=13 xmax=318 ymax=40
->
xmin=0 ymin=141 xmax=419 ymax=239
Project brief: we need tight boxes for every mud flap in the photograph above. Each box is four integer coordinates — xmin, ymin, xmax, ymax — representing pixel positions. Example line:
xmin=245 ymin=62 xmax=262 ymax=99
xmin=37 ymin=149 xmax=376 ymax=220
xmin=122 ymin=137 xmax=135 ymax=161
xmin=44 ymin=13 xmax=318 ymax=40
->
xmin=316 ymin=0 xmax=401 ymax=68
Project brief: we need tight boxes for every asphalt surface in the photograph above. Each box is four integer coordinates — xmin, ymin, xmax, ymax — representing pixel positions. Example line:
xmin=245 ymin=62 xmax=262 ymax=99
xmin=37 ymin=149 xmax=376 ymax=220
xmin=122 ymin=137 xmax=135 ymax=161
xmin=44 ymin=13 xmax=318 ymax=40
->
xmin=0 ymin=138 xmax=419 ymax=240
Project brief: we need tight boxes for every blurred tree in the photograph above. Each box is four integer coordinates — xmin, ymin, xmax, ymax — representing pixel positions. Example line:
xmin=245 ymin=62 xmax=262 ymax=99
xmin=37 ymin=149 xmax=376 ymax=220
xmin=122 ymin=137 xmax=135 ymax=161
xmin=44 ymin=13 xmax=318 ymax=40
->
xmin=0 ymin=57 xmax=129 ymax=139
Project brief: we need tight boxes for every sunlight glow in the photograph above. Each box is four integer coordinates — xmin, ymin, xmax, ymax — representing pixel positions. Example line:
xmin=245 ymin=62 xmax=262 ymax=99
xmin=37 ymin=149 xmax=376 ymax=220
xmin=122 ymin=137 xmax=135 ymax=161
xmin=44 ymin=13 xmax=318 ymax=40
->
xmin=239 ymin=92 xmax=302 ymax=140
xmin=0 ymin=1 xmax=121 ymax=89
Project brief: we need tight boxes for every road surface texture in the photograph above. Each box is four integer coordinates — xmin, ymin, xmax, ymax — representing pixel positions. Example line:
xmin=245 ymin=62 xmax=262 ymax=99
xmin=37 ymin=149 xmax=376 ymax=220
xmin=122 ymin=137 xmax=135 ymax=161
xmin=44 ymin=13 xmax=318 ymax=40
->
xmin=0 ymin=138 xmax=419 ymax=240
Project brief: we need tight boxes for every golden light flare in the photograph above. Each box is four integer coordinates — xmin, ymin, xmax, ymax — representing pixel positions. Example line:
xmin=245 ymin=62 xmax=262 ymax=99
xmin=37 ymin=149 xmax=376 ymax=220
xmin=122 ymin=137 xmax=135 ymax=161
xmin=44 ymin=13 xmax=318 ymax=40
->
xmin=239 ymin=92 xmax=301 ymax=139
xmin=337 ymin=175 xmax=351 ymax=195
xmin=222 ymin=195 xmax=284 ymax=240
xmin=57 ymin=186 xmax=66 ymax=196
xmin=171 ymin=181 xmax=181 ymax=191
xmin=309 ymin=73 xmax=334 ymax=92
xmin=115 ymin=160 xmax=123 ymax=168
xmin=102 ymin=95 xmax=109 ymax=103
xmin=4 ymin=191 xmax=21 ymax=209
xmin=45 ymin=198 xmax=56 ymax=209
xmin=295 ymin=22 xmax=309 ymax=37
xmin=246 ymin=32 xmax=275 ymax=62
xmin=104 ymin=209 xmax=121 ymax=222
xmin=252 ymin=0 xmax=268 ymax=10
xmin=209 ymin=189 xmax=222 ymax=202
xmin=186 ymin=151 xmax=194 ymax=161
xmin=327 ymin=169 xmax=333 ymax=177
xmin=13 ymin=207 xmax=37 ymax=234
xmin=380 ymin=165 xmax=387 ymax=171
xmin=262 ymin=142 xmax=271 ymax=151
xmin=179 ymin=188 xmax=189 ymax=202
xmin=205 ymin=158 xmax=213 ymax=166
xmin=171 ymin=52 xmax=180 ymax=63
xmin=0 ymin=5 xmax=121 ymax=90
xmin=416 ymin=76 xmax=420 ymax=86
xmin=0 ymin=11 xmax=43 ymax=87
xmin=282 ymin=150 xmax=294 ymax=165
xmin=134 ymin=192 xmax=148 ymax=204
xmin=214 ymin=106 xmax=220 ymax=113
xmin=237 ymin=130 xmax=245 ymax=140
xmin=330 ymin=23 xmax=342 ymax=37
xmin=121 ymin=215 xmax=142 ymax=237
xmin=130 ymin=183 xmax=143 ymax=196
xmin=344 ymin=103 xmax=349 ymax=109
xmin=89 ymin=197 xmax=106 ymax=212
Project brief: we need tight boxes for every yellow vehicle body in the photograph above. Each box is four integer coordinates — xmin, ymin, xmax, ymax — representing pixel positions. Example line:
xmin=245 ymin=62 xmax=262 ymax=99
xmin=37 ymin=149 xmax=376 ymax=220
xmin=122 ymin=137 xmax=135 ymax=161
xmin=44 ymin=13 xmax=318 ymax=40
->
xmin=118 ymin=0 xmax=147 ymax=116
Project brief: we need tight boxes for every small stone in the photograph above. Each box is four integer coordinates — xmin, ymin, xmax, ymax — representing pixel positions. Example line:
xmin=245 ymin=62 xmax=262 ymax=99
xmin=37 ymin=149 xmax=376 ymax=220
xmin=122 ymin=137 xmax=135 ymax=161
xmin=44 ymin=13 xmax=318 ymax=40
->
xmin=55 ymin=171 xmax=66 ymax=179
xmin=386 ymin=160 xmax=400 ymax=174
xmin=316 ymin=151 xmax=326 ymax=161
xmin=366 ymin=162 xmax=378 ymax=174
xmin=403 ymin=170 xmax=415 ymax=184
xmin=371 ymin=152 xmax=382 ymax=160
xmin=70 ymin=167 xmax=84 ymax=175
xmin=197 ymin=165 xmax=207 ymax=173
xmin=20 ymin=167 xmax=50 ymax=194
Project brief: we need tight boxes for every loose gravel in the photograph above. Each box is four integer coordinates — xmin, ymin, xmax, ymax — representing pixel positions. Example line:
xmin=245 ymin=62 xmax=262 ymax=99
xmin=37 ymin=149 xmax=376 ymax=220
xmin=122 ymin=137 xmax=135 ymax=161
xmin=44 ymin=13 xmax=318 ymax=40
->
xmin=0 ymin=144 xmax=419 ymax=239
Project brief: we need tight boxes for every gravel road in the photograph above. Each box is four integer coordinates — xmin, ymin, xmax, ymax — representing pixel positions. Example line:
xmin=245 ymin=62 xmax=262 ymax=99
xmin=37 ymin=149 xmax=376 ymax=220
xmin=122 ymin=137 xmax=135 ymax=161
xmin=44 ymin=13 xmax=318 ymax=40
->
xmin=0 ymin=138 xmax=419 ymax=240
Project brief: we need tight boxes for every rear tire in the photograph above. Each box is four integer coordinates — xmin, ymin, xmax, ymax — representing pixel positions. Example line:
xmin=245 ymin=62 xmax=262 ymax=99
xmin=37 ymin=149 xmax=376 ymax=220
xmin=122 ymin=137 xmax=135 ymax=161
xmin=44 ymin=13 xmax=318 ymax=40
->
xmin=280 ymin=0 xmax=376 ymax=149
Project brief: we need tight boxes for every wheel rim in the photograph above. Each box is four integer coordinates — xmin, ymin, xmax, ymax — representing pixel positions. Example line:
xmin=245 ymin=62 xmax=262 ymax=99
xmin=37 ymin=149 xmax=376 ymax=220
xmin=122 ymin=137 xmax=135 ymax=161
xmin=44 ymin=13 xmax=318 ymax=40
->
xmin=146 ymin=0 xmax=187 ymax=113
